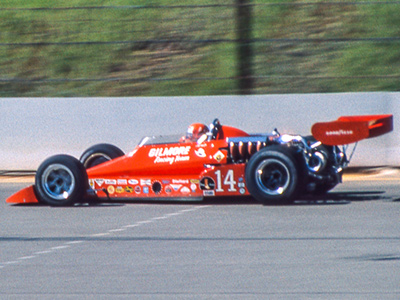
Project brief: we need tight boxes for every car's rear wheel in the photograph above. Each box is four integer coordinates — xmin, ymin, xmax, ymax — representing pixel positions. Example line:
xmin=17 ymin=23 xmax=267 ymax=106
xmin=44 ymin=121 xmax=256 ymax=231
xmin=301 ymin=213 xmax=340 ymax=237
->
xmin=35 ymin=155 xmax=88 ymax=206
xmin=80 ymin=143 xmax=124 ymax=169
xmin=304 ymin=136 xmax=342 ymax=195
xmin=245 ymin=146 xmax=301 ymax=205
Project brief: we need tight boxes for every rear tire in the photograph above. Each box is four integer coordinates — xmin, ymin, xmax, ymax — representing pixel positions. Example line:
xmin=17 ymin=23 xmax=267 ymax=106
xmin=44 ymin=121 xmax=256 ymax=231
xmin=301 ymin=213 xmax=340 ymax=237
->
xmin=35 ymin=155 xmax=88 ymax=206
xmin=304 ymin=136 xmax=341 ymax=195
xmin=80 ymin=143 xmax=124 ymax=169
xmin=245 ymin=146 xmax=301 ymax=205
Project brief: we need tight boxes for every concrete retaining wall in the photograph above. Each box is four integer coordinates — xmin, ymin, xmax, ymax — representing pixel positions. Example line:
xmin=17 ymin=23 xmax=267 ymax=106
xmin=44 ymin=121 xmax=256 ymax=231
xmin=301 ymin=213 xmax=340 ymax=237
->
xmin=1 ymin=92 xmax=398 ymax=170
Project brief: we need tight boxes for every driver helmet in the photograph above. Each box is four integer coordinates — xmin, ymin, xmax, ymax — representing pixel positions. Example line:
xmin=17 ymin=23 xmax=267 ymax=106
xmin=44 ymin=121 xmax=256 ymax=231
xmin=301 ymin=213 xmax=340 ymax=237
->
xmin=185 ymin=123 xmax=209 ymax=142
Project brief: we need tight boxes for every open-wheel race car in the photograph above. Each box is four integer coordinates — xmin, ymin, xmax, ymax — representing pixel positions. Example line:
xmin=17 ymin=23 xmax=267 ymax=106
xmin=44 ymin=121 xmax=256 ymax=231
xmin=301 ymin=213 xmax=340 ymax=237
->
xmin=7 ymin=115 xmax=393 ymax=206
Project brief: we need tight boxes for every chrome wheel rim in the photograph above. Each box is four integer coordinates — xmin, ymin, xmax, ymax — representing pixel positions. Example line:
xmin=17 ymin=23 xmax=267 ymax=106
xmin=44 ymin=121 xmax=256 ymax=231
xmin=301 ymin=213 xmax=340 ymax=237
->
xmin=255 ymin=158 xmax=290 ymax=195
xmin=41 ymin=164 xmax=75 ymax=200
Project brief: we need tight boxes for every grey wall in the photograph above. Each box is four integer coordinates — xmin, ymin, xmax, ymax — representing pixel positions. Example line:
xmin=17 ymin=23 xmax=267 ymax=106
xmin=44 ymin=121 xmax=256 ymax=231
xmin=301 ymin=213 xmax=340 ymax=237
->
xmin=1 ymin=92 xmax=398 ymax=170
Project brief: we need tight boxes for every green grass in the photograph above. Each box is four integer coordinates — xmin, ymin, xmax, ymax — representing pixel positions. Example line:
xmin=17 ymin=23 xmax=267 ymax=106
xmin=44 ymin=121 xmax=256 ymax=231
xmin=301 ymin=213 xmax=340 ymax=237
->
xmin=0 ymin=0 xmax=399 ymax=96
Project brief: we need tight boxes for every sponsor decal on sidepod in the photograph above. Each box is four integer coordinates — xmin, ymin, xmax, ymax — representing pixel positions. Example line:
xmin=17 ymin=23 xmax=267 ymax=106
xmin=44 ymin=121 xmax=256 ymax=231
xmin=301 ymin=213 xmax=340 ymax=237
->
xmin=148 ymin=146 xmax=191 ymax=164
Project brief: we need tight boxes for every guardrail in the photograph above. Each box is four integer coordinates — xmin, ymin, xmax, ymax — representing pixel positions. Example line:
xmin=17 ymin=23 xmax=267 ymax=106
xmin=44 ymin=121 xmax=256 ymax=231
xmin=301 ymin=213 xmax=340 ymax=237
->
xmin=1 ymin=93 xmax=398 ymax=170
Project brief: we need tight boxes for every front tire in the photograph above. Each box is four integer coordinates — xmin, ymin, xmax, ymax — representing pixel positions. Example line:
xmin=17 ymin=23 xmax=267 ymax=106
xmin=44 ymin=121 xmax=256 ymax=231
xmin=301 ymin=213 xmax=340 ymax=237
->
xmin=245 ymin=146 xmax=301 ymax=205
xmin=80 ymin=143 xmax=124 ymax=169
xmin=35 ymin=155 xmax=88 ymax=206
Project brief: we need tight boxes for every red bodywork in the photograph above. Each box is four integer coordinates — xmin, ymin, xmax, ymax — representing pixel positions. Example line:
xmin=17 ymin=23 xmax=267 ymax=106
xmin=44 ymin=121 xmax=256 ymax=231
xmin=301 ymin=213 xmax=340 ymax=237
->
xmin=6 ymin=116 xmax=393 ymax=204
xmin=85 ymin=126 xmax=250 ymax=201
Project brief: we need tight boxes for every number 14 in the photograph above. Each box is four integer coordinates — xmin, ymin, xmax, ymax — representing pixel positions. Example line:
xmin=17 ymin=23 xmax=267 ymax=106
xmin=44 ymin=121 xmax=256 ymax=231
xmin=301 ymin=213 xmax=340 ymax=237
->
xmin=215 ymin=170 xmax=237 ymax=192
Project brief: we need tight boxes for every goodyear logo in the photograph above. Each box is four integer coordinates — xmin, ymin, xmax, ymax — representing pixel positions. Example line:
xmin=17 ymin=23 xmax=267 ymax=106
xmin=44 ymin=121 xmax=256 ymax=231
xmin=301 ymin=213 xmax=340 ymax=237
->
xmin=326 ymin=129 xmax=354 ymax=136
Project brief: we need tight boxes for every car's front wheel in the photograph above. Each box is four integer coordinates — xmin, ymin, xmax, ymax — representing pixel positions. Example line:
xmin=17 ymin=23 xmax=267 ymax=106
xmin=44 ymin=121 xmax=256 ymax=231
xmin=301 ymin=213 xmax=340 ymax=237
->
xmin=35 ymin=155 xmax=88 ymax=206
xmin=80 ymin=143 xmax=124 ymax=169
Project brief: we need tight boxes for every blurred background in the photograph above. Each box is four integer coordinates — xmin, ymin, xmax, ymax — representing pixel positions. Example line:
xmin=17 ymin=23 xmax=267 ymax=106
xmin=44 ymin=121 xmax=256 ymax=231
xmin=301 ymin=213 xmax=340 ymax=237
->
xmin=0 ymin=0 xmax=399 ymax=97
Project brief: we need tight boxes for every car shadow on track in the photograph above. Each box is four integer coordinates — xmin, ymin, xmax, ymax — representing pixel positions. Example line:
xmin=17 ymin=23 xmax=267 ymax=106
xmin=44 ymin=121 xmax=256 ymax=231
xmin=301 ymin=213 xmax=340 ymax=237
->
xmin=294 ymin=190 xmax=388 ymax=206
xmin=71 ymin=190 xmax=388 ymax=207
xmin=9 ymin=190 xmax=389 ymax=207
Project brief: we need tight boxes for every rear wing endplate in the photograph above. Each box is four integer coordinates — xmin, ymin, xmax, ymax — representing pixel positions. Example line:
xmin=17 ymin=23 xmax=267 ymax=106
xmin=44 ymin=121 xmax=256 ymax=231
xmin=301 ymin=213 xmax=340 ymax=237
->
xmin=311 ymin=114 xmax=393 ymax=146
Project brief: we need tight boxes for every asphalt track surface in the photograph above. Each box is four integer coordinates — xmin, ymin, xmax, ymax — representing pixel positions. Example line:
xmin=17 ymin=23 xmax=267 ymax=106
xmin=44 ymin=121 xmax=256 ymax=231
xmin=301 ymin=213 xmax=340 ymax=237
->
xmin=1 ymin=170 xmax=400 ymax=299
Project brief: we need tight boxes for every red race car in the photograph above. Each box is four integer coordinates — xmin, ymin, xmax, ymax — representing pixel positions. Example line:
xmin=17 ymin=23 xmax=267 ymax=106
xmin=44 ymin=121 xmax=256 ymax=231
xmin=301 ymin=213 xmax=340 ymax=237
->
xmin=7 ymin=115 xmax=393 ymax=206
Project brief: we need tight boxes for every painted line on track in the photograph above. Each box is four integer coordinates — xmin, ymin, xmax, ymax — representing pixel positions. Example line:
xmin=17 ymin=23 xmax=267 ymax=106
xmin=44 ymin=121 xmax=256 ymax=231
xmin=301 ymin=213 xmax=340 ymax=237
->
xmin=0 ymin=205 xmax=210 ymax=270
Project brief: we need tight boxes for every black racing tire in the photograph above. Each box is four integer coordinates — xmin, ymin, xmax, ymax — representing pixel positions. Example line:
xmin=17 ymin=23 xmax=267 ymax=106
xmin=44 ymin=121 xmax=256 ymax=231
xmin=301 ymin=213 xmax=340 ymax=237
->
xmin=313 ymin=181 xmax=338 ymax=195
xmin=245 ymin=146 xmax=301 ymax=205
xmin=304 ymin=135 xmax=341 ymax=195
xmin=80 ymin=143 xmax=124 ymax=169
xmin=312 ymin=169 xmax=343 ymax=195
xmin=35 ymin=155 xmax=88 ymax=206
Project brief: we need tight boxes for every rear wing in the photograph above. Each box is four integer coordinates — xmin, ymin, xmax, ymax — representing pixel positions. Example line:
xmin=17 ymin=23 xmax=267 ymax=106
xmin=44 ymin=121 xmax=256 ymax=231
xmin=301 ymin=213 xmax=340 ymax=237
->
xmin=311 ymin=114 xmax=393 ymax=146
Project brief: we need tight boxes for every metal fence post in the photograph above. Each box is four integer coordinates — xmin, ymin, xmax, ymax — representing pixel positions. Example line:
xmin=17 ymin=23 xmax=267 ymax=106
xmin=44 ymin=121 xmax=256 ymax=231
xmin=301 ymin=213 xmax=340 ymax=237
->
xmin=237 ymin=0 xmax=253 ymax=95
